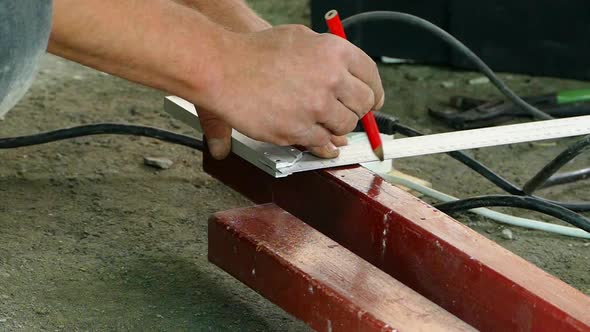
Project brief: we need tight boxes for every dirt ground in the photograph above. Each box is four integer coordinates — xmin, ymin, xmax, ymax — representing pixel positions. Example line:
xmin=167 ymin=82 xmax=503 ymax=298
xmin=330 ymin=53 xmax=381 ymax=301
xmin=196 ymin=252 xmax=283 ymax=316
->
xmin=0 ymin=1 xmax=588 ymax=331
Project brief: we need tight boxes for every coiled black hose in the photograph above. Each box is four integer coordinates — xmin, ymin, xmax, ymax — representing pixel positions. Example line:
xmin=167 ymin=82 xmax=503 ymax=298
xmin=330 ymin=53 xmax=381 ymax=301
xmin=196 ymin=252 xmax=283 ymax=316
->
xmin=523 ymin=135 xmax=590 ymax=194
xmin=357 ymin=112 xmax=590 ymax=212
xmin=341 ymin=11 xmax=552 ymax=120
xmin=435 ymin=195 xmax=590 ymax=233
xmin=0 ymin=10 xmax=587 ymax=232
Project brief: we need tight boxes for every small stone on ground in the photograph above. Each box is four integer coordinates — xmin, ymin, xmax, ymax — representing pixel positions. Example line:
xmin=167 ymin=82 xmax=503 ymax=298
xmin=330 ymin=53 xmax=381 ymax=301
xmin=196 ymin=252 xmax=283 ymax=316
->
xmin=404 ymin=72 xmax=421 ymax=81
xmin=468 ymin=76 xmax=490 ymax=85
xmin=143 ymin=157 xmax=173 ymax=170
xmin=440 ymin=81 xmax=455 ymax=88
xmin=501 ymin=228 xmax=514 ymax=240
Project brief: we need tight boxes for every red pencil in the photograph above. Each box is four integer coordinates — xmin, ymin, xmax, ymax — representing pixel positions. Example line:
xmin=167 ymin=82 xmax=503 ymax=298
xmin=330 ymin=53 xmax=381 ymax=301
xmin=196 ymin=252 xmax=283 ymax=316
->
xmin=325 ymin=9 xmax=384 ymax=161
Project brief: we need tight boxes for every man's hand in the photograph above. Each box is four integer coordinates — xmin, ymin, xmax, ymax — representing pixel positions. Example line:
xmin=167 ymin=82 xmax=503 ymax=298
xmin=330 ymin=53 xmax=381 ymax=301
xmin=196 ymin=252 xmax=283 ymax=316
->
xmin=49 ymin=0 xmax=383 ymax=160
xmin=198 ymin=108 xmax=348 ymax=159
xmin=178 ymin=0 xmax=364 ymax=160
xmin=195 ymin=24 xmax=384 ymax=159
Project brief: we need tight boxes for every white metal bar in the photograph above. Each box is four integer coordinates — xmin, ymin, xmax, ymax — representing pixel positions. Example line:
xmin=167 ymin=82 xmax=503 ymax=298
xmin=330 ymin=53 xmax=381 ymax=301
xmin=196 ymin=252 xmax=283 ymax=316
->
xmin=164 ymin=96 xmax=590 ymax=178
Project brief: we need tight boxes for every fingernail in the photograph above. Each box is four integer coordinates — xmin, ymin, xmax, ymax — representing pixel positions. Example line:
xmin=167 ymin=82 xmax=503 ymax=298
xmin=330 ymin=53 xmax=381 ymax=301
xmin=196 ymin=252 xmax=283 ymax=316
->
xmin=322 ymin=142 xmax=340 ymax=158
xmin=208 ymin=138 xmax=229 ymax=160
xmin=326 ymin=142 xmax=338 ymax=152
xmin=309 ymin=142 xmax=339 ymax=159
xmin=331 ymin=135 xmax=348 ymax=147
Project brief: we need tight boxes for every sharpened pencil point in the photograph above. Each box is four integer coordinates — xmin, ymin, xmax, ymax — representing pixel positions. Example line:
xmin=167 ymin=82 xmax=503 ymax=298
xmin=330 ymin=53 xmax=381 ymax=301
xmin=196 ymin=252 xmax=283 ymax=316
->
xmin=374 ymin=145 xmax=384 ymax=161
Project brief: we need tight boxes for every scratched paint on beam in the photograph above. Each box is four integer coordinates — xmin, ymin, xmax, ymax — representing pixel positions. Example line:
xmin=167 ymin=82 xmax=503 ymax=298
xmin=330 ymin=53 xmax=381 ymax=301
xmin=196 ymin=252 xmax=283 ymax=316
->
xmin=209 ymin=204 xmax=475 ymax=331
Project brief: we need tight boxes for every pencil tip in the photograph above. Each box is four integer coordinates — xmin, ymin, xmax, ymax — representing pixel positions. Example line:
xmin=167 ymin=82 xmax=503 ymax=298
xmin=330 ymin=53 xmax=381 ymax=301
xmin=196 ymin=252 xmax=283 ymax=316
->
xmin=374 ymin=146 xmax=385 ymax=161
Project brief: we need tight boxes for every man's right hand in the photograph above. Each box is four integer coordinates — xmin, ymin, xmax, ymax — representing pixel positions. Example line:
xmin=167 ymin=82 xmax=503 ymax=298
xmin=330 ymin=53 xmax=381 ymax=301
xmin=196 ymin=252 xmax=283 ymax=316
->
xmin=196 ymin=24 xmax=385 ymax=158
xmin=49 ymin=1 xmax=374 ymax=158
xmin=49 ymin=0 xmax=382 ymax=159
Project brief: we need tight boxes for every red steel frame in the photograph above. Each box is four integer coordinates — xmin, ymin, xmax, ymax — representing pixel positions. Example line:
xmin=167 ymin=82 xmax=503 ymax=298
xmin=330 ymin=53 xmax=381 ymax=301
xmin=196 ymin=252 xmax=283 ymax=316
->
xmin=203 ymin=152 xmax=590 ymax=331
xmin=209 ymin=204 xmax=475 ymax=331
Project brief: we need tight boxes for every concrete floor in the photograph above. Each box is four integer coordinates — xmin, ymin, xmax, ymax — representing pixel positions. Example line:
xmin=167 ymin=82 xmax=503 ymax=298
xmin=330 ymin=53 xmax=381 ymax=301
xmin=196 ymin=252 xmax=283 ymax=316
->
xmin=0 ymin=0 xmax=588 ymax=330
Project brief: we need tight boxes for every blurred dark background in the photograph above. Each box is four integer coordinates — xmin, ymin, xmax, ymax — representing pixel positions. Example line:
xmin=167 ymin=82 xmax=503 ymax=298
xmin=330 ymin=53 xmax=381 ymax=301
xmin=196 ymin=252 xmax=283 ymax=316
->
xmin=311 ymin=0 xmax=590 ymax=80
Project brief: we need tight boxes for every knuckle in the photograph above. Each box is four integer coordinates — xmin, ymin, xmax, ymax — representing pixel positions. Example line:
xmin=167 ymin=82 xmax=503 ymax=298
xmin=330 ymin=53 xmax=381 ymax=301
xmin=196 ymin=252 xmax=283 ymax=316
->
xmin=324 ymin=72 xmax=343 ymax=90
xmin=281 ymin=24 xmax=312 ymax=43
xmin=330 ymin=126 xmax=345 ymax=136
xmin=371 ymin=58 xmax=378 ymax=70
xmin=321 ymin=34 xmax=348 ymax=57
xmin=333 ymin=128 xmax=348 ymax=136
xmin=271 ymin=131 xmax=291 ymax=146
xmin=345 ymin=118 xmax=359 ymax=134
xmin=361 ymin=90 xmax=376 ymax=112
xmin=344 ymin=118 xmax=358 ymax=133
xmin=277 ymin=135 xmax=296 ymax=147
xmin=320 ymin=33 xmax=338 ymax=46
xmin=291 ymin=125 xmax=330 ymax=147
xmin=332 ymin=117 xmax=356 ymax=136
xmin=333 ymin=122 xmax=349 ymax=136
xmin=367 ymin=58 xmax=380 ymax=79
xmin=285 ymin=124 xmax=312 ymax=146
xmin=275 ymin=138 xmax=291 ymax=146
xmin=281 ymin=24 xmax=306 ymax=34
xmin=334 ymin=43 xmax=351 ymax=61
xmin=366 ymin=57 xmax=379 ymax=72
xmin=309 ymin=95 xmax=329 ymax=115
xmin=291 ymin=24 xmax=309 ymax=33
xmin=316 ymin=132 xmax=332 ymax=146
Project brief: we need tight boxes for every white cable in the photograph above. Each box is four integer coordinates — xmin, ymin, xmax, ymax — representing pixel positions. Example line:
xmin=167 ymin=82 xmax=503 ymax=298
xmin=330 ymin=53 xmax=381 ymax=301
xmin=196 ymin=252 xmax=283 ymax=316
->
xmin=364 ymin=167 xmax=590 ymax=239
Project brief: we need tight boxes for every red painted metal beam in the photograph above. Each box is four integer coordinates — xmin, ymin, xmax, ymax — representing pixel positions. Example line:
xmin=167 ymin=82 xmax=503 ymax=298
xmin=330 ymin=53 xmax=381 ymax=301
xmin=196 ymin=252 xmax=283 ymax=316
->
xmin=204 ymin=153 xmax=590 ymax=332
xmin=209 ymin=203 xmax=475 ymax=332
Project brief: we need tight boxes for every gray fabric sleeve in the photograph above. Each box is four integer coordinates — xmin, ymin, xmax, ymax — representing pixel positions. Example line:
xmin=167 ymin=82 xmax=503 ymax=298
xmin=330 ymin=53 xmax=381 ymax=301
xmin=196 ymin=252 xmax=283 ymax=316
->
xmin=0 ymin=0 xmax=53 ymax=118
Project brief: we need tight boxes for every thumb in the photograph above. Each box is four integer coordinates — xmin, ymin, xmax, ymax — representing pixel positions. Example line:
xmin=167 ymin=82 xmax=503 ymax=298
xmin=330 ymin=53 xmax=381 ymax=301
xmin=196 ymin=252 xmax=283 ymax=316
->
xmin=197 ymin=109 xmax=232 ymax=160
xmin=307 ymin=135 xmax=347 ymax=159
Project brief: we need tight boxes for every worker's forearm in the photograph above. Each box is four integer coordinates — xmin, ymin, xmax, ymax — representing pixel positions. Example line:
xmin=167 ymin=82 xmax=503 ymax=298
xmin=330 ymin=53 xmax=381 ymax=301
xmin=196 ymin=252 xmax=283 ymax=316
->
xmin=48 ymin=0 xmax=232 ymax=105
xmin=172 ymin=0 xmax=271 ymax=32
xmin=48 ymin=0 xmax=384 ymax=152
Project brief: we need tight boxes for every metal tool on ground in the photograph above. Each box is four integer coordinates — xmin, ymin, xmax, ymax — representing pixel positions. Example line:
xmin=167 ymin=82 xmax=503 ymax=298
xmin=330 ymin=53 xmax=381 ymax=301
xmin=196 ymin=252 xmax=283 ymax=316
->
xmin=164 ymin=96 xmax=590 ymax=178
xmin=325 ymin=9 xmax=384 ymax=161
xmin=430 ymin=89 xmax=590 ymax=129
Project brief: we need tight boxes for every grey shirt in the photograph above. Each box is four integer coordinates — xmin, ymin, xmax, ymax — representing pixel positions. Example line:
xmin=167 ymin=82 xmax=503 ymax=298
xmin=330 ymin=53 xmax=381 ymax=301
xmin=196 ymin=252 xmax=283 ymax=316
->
xmin=0 ymin=0 xmax=53 ymax=118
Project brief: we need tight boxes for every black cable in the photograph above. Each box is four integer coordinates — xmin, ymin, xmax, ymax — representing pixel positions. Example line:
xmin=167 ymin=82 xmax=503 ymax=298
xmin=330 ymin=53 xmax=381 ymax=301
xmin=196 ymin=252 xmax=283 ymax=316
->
xmin=387 ymin=120 xmax=524 ymax=195
xmin=341 ymin=10 xmax=590 ymax=213
xmin=523 ymin=135 xmax=590 ymax=194
xmin=0 ymin=11 xmax=585 ymax=231
xmin=541 ymin=200 xmax=590 ymax=213
xmin=0 ymin=119 xmax=520 ymax=202
xmin=363 ymin=112 xmax=590 ymax=211
xmin=539 ymin=167 xmax=590 ymax=189
xmin=435 ymin=195 xmax=590 ymax=233
xmin=0 ymin=123 xmax=204 ymax=151
xmin=341 ymin=11 xmax=552 ymax=120
xmin=373 ymin=113 xmax=521 ymax=194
